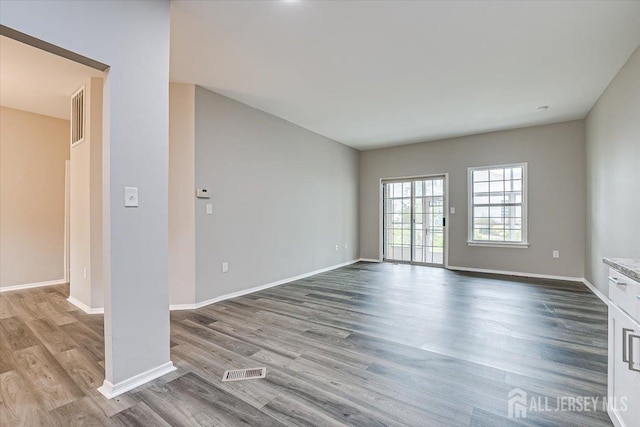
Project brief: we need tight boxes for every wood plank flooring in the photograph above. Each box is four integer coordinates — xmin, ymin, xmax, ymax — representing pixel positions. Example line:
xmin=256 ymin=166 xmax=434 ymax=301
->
xmin=0 ymin=262 xmax=612 ymax=426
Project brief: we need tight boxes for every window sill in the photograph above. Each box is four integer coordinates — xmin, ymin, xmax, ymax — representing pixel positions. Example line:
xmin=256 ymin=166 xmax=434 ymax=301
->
xmin=467 ymin=241 xmax=530 ymax=249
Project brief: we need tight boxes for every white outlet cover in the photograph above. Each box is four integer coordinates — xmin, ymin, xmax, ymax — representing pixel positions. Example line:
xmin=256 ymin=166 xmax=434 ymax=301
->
xmin=222 ymin=262 xmax=229 ymax=273
xmin=206 ymin=204 xmax=213 ymax=214
xmin=450 ymin=207 xmax=456 ymax=214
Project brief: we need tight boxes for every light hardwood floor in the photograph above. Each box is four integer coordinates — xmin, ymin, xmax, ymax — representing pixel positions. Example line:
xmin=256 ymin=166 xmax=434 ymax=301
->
xmin=0 ymin=262 xmax=611 ymax=426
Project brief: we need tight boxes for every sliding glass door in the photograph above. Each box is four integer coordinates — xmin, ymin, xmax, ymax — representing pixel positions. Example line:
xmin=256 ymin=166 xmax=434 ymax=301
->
xmin=383 ymin=177 xmax=445 ymax=265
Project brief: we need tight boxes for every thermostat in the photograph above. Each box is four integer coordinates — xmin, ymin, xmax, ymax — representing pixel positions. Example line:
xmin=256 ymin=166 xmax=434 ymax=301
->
xmin=196 ymin=188 xmax=211 ymax=199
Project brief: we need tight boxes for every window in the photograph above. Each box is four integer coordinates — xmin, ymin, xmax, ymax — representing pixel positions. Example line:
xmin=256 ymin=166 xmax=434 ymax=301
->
xmin=468 ymin=163 xmax=528 ymax=247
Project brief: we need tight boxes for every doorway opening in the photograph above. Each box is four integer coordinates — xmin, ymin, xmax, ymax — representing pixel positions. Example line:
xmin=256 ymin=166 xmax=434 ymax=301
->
xmin=0 ymin=34 xmax=104 ymax=299
xmin=382 ymin=176 xmax=447 ymax=266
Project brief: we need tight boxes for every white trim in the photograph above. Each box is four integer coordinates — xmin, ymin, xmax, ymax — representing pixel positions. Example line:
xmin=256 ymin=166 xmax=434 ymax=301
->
xmin=97 ymin=361 xmax=176 ymax=399
xmin=168 ymin=303 xmax=197 ymax=311
xmin=466 ymin=241 xmax=530 ymax=248
xmin=379 ymin=173 xmax=448 ymax=183
xmin=64 ymin=160 xmax=70 ymax=283
xmin=67 ymin=296 xmax=104 ymax=314
xmin=467 ymin=162 xmax=528 ymax=246
xmin=359 ymin=258 xmax=382 ymax=263
xmin=170 ymin=259 xmax=361 ymax=311
xmin=444 ymin=174 xmax=450 ymax=268
xmin=608 ymin=408 xmax=624 ymax=427
xmin=378 ymin=180 xmax=384 ymax=262
xmin=0 ymin=279 xmax=66 ymax=293
xmin=582 ymin=278 xmax=609 ymax=305
xmin=448 ymin=268 xmax=610 ymax=305
xmin=446 ymin=265 xmax=583 ymax=282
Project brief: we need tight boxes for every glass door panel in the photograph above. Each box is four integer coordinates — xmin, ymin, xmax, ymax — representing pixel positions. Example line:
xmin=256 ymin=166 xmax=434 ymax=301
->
xmin=383 ymin=182 xmax=412 ymax=262
xmin=383 ymin=177 xmax=446 ymax=266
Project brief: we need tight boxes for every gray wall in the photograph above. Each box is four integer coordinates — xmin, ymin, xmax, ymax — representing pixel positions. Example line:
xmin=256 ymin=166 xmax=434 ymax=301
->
xmin=194 ymin=87 xmax=359 ymax=302
xmin=585 ymin=46 xmax=640 ymax=295
xmin=360 ymin=120 xmax=586 ymax=278
xmin=1 ymin=0 xmax=172 ymax=386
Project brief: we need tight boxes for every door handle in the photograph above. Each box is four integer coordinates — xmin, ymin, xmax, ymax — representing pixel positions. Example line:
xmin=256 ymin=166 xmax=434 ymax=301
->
xmin=628 ymin=332 xmax=640 ymax=373
xmin=623 ymin=328 xmax=633 ymax=363
xmin=609 ymin=276 xmax=627 ymax=286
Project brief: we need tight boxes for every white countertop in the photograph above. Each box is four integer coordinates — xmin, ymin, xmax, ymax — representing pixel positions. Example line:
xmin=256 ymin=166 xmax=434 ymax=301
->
xmin=604 ymin=257 xmax=640 ymax=282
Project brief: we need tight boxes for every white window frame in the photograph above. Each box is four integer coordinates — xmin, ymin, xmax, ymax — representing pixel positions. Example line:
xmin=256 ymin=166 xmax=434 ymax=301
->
xmin=467 ymin=162 xmax=529 ymax=248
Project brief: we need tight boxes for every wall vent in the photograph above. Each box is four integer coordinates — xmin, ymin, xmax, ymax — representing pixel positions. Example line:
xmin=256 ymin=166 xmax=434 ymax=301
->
xmin=222 ymin=367 xmax=266 ymax=382
xmin=71 ymin=86 xmax=85 ymax=146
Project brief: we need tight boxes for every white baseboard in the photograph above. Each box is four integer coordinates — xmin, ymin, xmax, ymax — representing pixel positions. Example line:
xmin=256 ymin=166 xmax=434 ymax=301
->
xmin=0 ymin=279 xmax=66 ymax=293
xmin=168 ymin=303 xmax=197 ymax=311
xmin=359 ymin=258 xmax=382 ymax=263
xmin=608 ymin=407 xmax=624 ymax=427
xmin=171 ymin=258 xmax=361 ymax=311
xmin=582 ymin=279 xmax=609 ymax=305
xmin=67 ymin=296 xmax=104 ymax=314
xmin=446 ymin=266 xmax=613 ymax=305
xmin=97 ymin=361 xmax=176 ymax=399
xmin=446 ymin=265 xmax=584 ymax=283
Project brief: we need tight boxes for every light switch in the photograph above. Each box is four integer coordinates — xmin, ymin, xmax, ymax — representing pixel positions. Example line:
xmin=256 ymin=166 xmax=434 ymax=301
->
xmin=206 ymin=204 xmax=213 ymax=215
xmin=124 ymin=187 xmax=138 ymax=207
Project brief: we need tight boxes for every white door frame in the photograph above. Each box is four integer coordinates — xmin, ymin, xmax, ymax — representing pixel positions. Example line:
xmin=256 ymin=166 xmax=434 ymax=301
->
xmin=64 ymin=159 xmax=70 ymax=283
xmin=378 ymin=173 xmax=449 ymax=268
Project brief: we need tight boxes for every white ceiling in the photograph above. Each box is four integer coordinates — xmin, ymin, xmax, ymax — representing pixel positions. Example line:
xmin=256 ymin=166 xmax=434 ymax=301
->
xmin=170 ymin=0 xmax=640 ymax=150
xmin=0 ymin=36 xmax=102 ymax=120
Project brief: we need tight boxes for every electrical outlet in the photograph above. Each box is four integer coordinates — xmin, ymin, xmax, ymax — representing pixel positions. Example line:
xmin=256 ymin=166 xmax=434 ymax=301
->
xmin=335 ymin=245 xmax=339 ymax=251
xmin=222 ymin=262 xmax=229 ymax=273
xmin=83 ymin=268 xmax=87 ymax=279
xmin=344 ymin=242 xmax=348 ymax=249
xmin=205 ymin=204 xmax=213 ymax=215
xmin=552 ymin=250 xmax=560 ymax=259
xmin=450 ymin=207 xmax=456 ymax=214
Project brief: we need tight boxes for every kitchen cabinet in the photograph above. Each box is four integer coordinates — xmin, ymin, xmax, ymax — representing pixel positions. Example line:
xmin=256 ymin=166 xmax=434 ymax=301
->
xmin=605 ymin=260 xmax=640 ymax=427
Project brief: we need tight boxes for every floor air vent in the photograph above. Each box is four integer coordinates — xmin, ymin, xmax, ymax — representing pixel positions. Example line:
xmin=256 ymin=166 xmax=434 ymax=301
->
xmin=222 ymin=367 xmax=266 ymax=382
